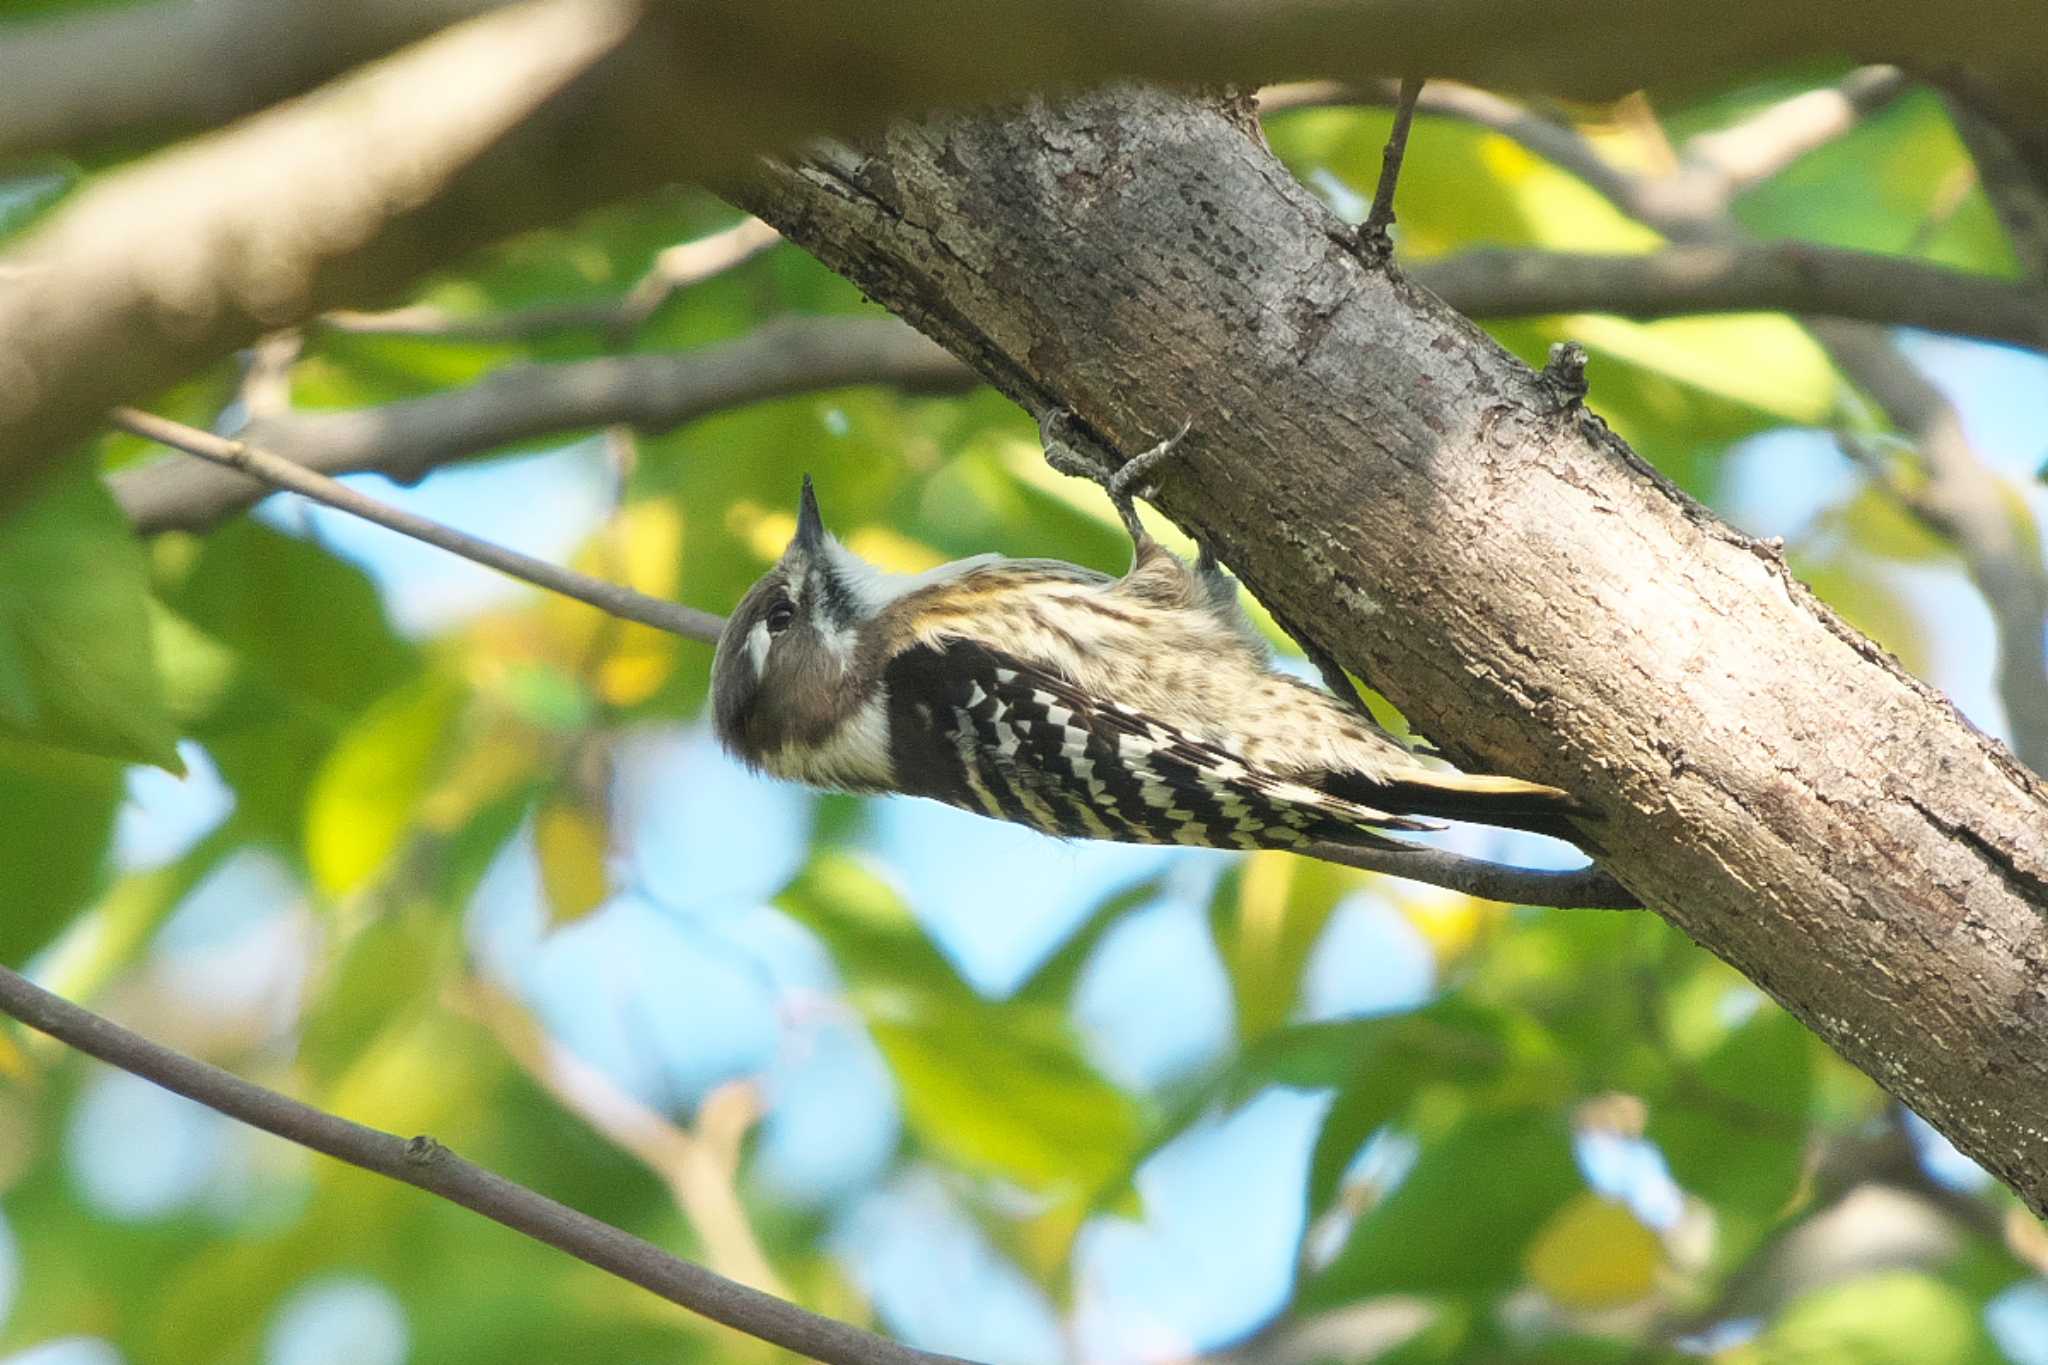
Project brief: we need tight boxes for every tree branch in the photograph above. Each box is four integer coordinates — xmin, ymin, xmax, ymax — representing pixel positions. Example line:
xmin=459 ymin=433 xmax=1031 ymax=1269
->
xmin=0 ymin=0 xmax=520 ymax=161
xmin=1410 ymin=242 xmax=2048 ymax=350
xmin=726 ymin=86 xmax=2048 ymax=1215
xmin=110 ymin=407 xmax=725 ymax=642
xmin=111 ymin=316 xmax=974 ymax=534
xmin=0 ymin=963 xmax=967 ymax=1365
xmin=321 ymin=217 xmax=785 ymax=342
xmin=1279 ymin=71 xmax=2048 ymax=772
xmin=9 ymin=0 xmax=2043 ymax=510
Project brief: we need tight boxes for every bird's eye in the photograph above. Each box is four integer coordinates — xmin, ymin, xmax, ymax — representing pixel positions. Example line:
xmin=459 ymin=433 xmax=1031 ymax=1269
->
xmin=765 ymin=600 xmax=797 ymax=635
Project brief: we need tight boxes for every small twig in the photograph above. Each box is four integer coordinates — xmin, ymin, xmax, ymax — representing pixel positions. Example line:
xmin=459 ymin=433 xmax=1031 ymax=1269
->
xmin=1358 ymin=75 xmax=1423 ymax=259
xmin=0 ymin=963 xmax=967 ymax=1365
xmin=109 ymin=407 xmax=725 ymax=643
xmin=459 ymin=979 xmax=789 ymax=1297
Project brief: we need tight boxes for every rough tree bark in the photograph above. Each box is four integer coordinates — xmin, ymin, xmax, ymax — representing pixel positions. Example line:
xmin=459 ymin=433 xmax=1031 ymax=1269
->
xmin=725 ymin=87 xmax=2048 ymax=1212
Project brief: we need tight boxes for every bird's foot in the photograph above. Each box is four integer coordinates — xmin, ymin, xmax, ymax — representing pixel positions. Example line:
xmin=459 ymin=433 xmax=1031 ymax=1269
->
xmin=1037 ymin=408 xmax=1193 ymax=543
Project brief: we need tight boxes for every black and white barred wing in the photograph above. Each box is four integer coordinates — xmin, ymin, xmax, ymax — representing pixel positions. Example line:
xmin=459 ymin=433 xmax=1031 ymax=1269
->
xmin=881 ymin=639 xmax=1434 ymax=851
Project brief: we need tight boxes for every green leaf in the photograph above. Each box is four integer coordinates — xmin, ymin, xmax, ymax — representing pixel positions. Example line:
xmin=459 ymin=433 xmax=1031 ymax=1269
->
xmin=303 ymin=672 xmax=463 ymax=897
xmin=1302 ymin=1109 xmax=1580 ymax=1305
xmin=782 ymin=852 xmax=1141 ymax=1195
xmin=162 ymin=518 xmax=416 ymax=717
xmin=1756 ymin=1271 xmax=1994 ymax=1365
xmin=0 ymin=734 xmax=121 ymax=965
xmin=0 ymin=464 xmax=182 ymax=769
xmin=1304 ymin=1000 xmax=1541 ymax=1214
xmin=1648 ymin=1003 xmax=1813 ymax=1223
xmin=872 ymin=1000 xmax=1140 ymax=1194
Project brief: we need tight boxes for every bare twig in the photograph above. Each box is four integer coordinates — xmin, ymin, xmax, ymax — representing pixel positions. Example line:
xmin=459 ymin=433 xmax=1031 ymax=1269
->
xmin=1411 ymin=242 xmax=2048 ymax=350
xmin=112 ymin=316 xmax=974 ymax=534
xmin=459 ymin=979 xmax=789 ymax=1297
xmin=1816 ymin=323 xmax=2048 ymax=770
xmin=0 ymin=963 xmax=968 ymax=1365
xmin=1942 ymin=91 xmax=2048 ymax=280
xmin=109 ymin=407 xmax=725 ymax=643
xmin=1358 ymin=76 xmax=1424 ymax=259
xmin=324 ymin=218 xmax=784 ymax=343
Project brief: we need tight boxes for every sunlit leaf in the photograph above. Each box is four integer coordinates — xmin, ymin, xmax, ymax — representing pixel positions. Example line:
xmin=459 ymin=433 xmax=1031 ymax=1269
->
xmin=303 ymin=673 xmax=464 ymax=897
xmin=534 ymin=795 xmax=611 ymax=924
xmin=1524 ymin=1193 xmax=1662 ymax=1309
xmin=871 ymin=1001 xmax=1139 ymax=1195
xmin=1754 ymin=1271 xmax=1993 ymax=1365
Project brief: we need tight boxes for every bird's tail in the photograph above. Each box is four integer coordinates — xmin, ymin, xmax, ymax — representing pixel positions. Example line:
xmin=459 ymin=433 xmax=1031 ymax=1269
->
xmin=1323 ymin=769 xmax=1596 ymax=848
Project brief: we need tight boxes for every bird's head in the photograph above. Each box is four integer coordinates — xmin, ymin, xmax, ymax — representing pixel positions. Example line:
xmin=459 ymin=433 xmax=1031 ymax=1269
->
xmin=711 ymin=476 xmax=885 ymax=771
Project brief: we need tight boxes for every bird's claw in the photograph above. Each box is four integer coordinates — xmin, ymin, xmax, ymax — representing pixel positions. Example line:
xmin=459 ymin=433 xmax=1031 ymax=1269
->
xmin=1037 ymin=409 xmax=1193 ymax=544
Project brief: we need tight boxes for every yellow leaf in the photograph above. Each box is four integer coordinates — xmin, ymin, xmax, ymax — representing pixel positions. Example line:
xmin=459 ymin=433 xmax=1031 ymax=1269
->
xmin=304 ymin=674 xmax=462 ymax=897
xmin=1399 ymin=887 xmax=1495 ymax=961
xmin=1524 ymin=1192 xmax=1663 ymax=1309
xmin=535 ymin=797 xmax=611 ymax=924
xmin=543 ymin=500 xmax=684 ymax=705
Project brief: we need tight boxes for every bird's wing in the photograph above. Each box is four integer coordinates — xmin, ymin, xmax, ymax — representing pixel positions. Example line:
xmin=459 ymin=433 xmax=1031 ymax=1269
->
xmin=883 ymin=638 xmax=1436 ymax=851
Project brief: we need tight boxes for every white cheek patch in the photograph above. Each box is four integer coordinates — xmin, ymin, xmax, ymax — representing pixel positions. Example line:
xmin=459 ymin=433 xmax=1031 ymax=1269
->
xmin=747 ymin=620 xmax=772 ymax=675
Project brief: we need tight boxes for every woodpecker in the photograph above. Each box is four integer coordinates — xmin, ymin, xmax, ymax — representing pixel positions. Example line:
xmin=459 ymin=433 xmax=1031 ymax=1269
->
xmin=710 ymin=450 xmax=1585 ymax=854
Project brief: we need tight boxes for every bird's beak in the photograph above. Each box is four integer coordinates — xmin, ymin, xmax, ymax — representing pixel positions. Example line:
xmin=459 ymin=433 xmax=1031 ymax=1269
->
xmin=794 ymin=473 xmax=826 ymax=554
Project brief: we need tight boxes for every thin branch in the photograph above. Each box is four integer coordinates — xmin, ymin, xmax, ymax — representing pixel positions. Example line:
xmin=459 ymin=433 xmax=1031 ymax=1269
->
xmin=458 ymin=979 xmax=790 ymax=1297
xmin=1302 ymin=839 xmax=1639 ymax=908
xmin=1410 ymin=242 xmax=2048 ymax=350
xmin=1358 ymin=76 xmax=1424 ymax=259
xmin=1814 ymin=321 xmax=2048 ymax=770
xmin=112 ymin=316 xmax=975 ymax=534
xmin=109 ymin=407 xmax=726 ymax=643
xmin=0 ymin=963 xmax=968 ymax=1365
xmin=1942 ymin=90 xmax=2048 ymax=280
xmin=323 ymin=217 xmax=785 ymax=343
xmin=1677 ymin=66 xmax=1909 ymax=204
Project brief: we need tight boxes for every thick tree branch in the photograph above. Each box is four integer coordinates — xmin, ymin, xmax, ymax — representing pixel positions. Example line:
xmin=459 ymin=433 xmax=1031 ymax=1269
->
xmin=0 ymin=963 xmax=972 ymax=1365
xmin=1410 ymin=242 xmax=2048 ymax=350
xmin=0 ymin=0 xmax=696 ymax=511
xmin=8 ymin=0 xmax=2043 ymax=510
xmin=112 ymin=317 xmax=974 ymax=534
xmin=0 ymin=0 xmax=518 ymax=161
xmin=726 ymin=87 xmax=2048 ymax=1214
xmin=1280 ymin=73 xmax=2048 ymax=772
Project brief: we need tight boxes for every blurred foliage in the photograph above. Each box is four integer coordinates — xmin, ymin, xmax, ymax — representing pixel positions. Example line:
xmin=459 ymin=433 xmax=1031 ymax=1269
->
xmin=0 ymin=38 xmax=2043 ymax=1365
